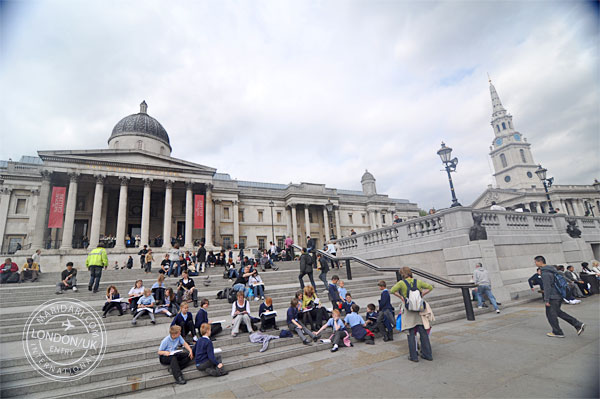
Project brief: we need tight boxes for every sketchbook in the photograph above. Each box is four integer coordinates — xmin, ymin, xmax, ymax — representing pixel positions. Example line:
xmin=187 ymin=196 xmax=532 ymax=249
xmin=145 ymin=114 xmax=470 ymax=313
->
xmin=211 ymin=320 xmax=226 ymax=324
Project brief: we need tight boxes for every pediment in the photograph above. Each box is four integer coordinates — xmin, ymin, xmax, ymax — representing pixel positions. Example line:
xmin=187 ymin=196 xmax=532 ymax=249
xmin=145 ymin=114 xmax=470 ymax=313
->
xmin=471 ymin=188 xmax=527 ymax=208
xmin=37 ymin=149 xmax=216 ymax=176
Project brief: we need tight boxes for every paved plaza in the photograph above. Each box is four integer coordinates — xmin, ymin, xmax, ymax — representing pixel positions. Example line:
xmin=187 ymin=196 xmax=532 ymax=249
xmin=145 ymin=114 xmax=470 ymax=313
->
xmin=119 ymin=297 xmax=599 ymax=399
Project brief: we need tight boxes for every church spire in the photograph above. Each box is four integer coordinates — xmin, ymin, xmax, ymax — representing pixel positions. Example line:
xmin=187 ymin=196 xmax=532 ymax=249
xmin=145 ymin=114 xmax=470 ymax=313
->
xmin=489 ymin=78 xmax=506 ymax=118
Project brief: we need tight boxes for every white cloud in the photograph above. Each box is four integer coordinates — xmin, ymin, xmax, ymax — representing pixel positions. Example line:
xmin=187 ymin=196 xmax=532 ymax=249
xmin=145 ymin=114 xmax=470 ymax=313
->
xmin=0 ymin=0 xmax=598 ymax=210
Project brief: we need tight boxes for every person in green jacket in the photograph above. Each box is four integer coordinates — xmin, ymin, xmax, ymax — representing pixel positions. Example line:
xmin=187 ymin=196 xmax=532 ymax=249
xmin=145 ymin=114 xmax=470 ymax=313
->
xmin=86 ymin=243 xmax=108 ymax=293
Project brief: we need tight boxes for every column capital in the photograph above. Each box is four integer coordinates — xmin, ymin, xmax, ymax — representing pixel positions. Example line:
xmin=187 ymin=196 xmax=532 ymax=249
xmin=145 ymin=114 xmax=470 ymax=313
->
xmin=30 ymin=188 xmax=40 ymax=196
xmin=40 ymin=170 xmax=52 ymax=181
xmin=94 ymin=174 xmax=106 ymax=184
xmin=0 ymin=187 xmax=12 ymax=195
xmin=206 ymin=183 xmax=214 ymax=191
xmin=119 ymin=176 xmax=130 ymax=186
xmin=233 ymin=200 xmax=239 ymax=206
xmin=143 ymin=178 xmax=153 ymax=187
xmin=185 ymin=181 xmax=194 ymax=190
xmin=68 ymin=172 xmax=80 ymax=182
xmin=165 ymin=179 xmax=174 ymax=189
xmin=214 ymin=199 xmax=222 ymax=204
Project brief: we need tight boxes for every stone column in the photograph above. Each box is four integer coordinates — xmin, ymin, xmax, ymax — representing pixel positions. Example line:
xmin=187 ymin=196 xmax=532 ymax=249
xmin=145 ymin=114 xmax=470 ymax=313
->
xmin=89 ymin=175 xmax=105 ymax=249
xmin=185 ymin=182 xmax=193 ymax=248
xmin=369 ymin=210 xmax=377 ymax=230
xmin=140 ymin=178 xmax=152 ymax=247
xmin=114 ymin=177 xmax=129 ymax=250
xmin=375 ymin=210 xmax=381 ymax=229
xmin=304 ymin=206 xmax=311 ymax=242
xmin=204 ymin=184 xmax=214 ymax=247
xmin=99 ymin=192 xmax=109 ymax=237
xmin=0 ymin=187 xmax=12 ymax=252
xmin=32 ymin=170 xmax=52 ymax=248
xmin=323 ymin=206 xmax=330 ymax=242
xmin=285 ymin=208 xmax=292 ymax=237
xmin=575 ymin=199 xmax=586 ymax=216
xmin=233 ymin=200 xmax=240 ymax=248
xmin=162 ymin=180 xmax=173 ymax=249
xmin=291 ymin=205 xmax=298 ymax=244
xmin=214 ymin=200 xmax=222 ymax=245
xmin=60 ymin=173 xmax=79 ymax=249
xmin=334 ymin=209 xmax=341 ymax=239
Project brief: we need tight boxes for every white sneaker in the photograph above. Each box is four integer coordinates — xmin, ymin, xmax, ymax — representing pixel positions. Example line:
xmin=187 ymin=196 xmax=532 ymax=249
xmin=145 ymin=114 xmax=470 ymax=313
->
xmin=72 ymin=287 xmax=78 ymax=292
xmin=254 ymin=297 xmax=259 ymax=301
xmin=496 ymin=309 xmax=500 ymax=314
xmin=477 ymin=306 xmax=483 ymax=309
xmin=331 ymin=344 xmax=338 ymax=352
xmin=193 ymin=336 xmax=198 ymax=342
xmin=571 ymin=299 xmax=581 ymax=304
xmin=563 ymin=299 xmax=570 ymax=304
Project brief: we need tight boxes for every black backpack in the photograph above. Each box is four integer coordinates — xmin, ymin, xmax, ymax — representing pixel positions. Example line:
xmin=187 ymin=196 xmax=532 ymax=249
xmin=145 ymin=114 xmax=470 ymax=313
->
xmin=227 ymin=288 xmax=237 ymax=303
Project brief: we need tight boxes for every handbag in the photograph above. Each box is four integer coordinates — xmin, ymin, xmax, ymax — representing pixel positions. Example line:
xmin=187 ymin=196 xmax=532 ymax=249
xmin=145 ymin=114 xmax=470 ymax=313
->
xmin=395 ymin=314 xmax=402 ymax=331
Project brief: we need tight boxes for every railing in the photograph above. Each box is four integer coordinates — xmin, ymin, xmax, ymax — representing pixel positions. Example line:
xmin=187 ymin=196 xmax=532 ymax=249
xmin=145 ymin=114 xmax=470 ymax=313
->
xmin=292 ymin=244 xmax=477 ymax=321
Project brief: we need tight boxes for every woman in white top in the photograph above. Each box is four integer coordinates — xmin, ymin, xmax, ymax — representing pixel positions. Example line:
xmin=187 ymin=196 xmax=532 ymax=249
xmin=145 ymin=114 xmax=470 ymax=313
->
xmin=248 ymin=271 xmax=265 ymax=300
xmin=231 ymin=291 xmax=253 ymax=337
xmin=128 ymin=279 xmax=145 ymax=313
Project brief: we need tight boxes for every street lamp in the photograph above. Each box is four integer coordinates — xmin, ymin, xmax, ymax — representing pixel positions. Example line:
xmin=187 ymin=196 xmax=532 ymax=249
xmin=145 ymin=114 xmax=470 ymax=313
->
xmin=535 ymin=164 xmax=556 ymax=214
xmin=269 ymin=201 xmax=275 ymax=245
xmin=437 ymin=142 xmax=462 ymax=207
xmin=325 ymin=200 xmax=335 ymax=240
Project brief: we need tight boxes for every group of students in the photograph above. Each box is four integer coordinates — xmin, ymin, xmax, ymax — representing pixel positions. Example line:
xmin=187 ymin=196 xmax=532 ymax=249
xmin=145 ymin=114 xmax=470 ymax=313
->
xmin=528 ymin=261 xmax=599 ymax=304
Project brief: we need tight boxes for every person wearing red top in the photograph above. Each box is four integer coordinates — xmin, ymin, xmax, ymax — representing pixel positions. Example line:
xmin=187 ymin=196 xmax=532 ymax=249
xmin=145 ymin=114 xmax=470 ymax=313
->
xmin=1 ymin=258 xmax=19 ymax=284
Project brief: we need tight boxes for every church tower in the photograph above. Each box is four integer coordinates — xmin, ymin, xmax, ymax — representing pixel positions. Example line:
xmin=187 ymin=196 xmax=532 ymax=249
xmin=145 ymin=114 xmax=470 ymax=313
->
xmin=488 ymin=80 xmax=539 ymax=189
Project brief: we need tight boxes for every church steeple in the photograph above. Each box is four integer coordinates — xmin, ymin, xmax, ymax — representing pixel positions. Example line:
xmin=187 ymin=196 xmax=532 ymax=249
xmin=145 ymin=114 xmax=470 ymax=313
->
xmin=488 ymin=78 xmax=515 ymax=137
xmin=489 ymin=78 xmax=507 ymax=119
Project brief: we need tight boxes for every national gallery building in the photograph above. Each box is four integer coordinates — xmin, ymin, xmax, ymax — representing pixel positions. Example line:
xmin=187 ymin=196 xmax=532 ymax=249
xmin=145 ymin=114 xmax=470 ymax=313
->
xmin=0 ymin=102 xmax=420 ymax=255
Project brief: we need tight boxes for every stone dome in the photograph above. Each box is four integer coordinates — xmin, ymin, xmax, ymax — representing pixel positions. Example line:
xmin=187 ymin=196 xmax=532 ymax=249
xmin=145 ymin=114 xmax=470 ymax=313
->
xmin=361 ymin=169 xmax=375 ymax=182
xmin=109 ymin=101 xmax=171 ymax=147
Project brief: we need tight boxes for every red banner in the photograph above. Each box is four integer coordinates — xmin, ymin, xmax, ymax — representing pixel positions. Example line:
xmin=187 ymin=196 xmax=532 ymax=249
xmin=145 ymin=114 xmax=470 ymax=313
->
xmin=194 ymin=194 xmax=205 ymax=229
xmin=48 ymin=186 xmax=66 ymax=228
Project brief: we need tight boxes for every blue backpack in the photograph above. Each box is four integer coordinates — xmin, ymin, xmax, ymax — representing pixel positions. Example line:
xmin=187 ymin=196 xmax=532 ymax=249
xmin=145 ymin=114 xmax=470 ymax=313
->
xmin=553 ymin=273 xmax=569 ymax=299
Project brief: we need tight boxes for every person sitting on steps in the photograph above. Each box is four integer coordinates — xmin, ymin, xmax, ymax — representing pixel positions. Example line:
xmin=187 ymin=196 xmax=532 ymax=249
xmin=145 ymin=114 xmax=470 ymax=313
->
xmin=102 ymin=285 xmax=124 ymax=318
xmin=55 ymin=261 xmax=77 ymax=294
xmin=231 ymin=291 xmax=254 ymax=337
xmin=195 ymin=323 xmax=228 ymax=377
xmin=157 ymin=325 xmax=194 ymax=385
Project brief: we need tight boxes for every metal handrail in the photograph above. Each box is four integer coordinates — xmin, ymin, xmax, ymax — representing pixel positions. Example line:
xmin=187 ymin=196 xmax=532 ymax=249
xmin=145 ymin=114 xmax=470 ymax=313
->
xmin=292 ymin=243 xmax=477 ymax=320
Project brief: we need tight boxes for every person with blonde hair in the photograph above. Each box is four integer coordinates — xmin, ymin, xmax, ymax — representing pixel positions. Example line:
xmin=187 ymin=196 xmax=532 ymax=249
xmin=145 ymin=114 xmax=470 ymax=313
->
xmin=158 ymin=325 xmax=194 ymax=385
xmin=231 ymin=291 xmax=253 ymax=336
xmin=195 ymin=323 xmax=227 ymax=377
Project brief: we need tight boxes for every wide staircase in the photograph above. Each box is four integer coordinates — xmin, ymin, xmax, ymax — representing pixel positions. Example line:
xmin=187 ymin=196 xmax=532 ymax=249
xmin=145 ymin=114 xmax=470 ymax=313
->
xmin=0 ymin=260 xmax=496 ymax=398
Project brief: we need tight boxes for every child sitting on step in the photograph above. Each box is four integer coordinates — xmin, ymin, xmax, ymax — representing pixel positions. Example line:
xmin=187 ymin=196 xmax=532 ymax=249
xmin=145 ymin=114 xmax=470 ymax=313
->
xmin=102 ymin=285 xmax=124 ymax=317
xmin=171 ymin=302 xmax=196 ymax=342
xmin=195 ymin=323 xmax=228 ymax=377
xmin=195 ymin=298 xmax=223 ymax=339
xmin=157 ymin=325 xmax=193 ymax=385
xmin=342 ymin=293 xmax=355 ymax=315
xmin=345 ymin=304 xmax=375 ymax=344
xmin=365 ymin=303 xmax=379 ymax=333
xmin=337 ymin=280 xmax=347 ymax=301
xmin=132 ymin=288 xmax=156 ymax=325
xmin=328 ymin=275 xmax=343 ymax=311
xmin=314 ymin=308 xmax=349 ymax=352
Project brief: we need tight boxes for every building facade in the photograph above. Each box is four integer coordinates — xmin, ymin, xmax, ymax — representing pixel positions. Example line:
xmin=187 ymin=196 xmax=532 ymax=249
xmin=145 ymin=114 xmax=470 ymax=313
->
xmin=0 ymin=102 xmax=420 ymax=255
xmin=472 ymin=81 xmax=600 ymax=213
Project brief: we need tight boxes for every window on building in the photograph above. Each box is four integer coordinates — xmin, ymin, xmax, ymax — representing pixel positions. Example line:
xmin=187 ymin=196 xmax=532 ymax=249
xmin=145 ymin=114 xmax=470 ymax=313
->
xmin=160 ymin=146 xmax=165 ymax=155
xmin=348 ymin=213 xmax=353 ymax=224
xmin=496 ymin=125 xmax=500 ymax=132
xmin=500 ymin=153 xmax=507 ymax=168
xmin=277 ymin=236 xmax=285 ymax=249
xmin=239 ymin=209 xmax=244 ymax=222
xmin=502 ymin=122 xmax=506 ymax=130
xmin=222 ymin=236 xmax=232 ymax=249
xmin=181 ymin=200 xmax=186 ymax=215
xmin=76 ymin=196 xmax=85 ymax=211
xmin=362 ymin=214 xmax=366 ymax=224
xmin=508 ymin=121 xmax=512 ymax=128
xmin=258 ymin=210 xmax=264 ymax=222
xmin=223 ymin=207 xmax=230 ymax=220
xmin=239 ymin=236 xmax=246 ymax=249
xmin=15 ymin=198 xmax=26 ymax=214
xmin=381 ymin=214 xmax=386 ymax=224
xmin=276 ymin=211 xmax=282 ymax=223
xmin=520 ymin=149 xmax=526 ymax=163
xmin=137 ymin=140 xmax=143 ymax=150
xmin=257 ymin=236 xmax=266 ymax=250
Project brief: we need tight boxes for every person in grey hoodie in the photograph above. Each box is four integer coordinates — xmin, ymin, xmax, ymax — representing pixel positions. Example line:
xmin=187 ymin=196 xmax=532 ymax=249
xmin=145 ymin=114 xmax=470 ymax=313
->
xmin=472 ymin=263 xmax=500 ymax=313
xmin=534 ymin=256 xmax=585 ymax=338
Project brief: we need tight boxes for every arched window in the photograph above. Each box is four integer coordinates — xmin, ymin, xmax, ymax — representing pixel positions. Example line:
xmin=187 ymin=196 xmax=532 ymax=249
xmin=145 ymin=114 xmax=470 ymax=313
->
xmin=500 ymin=153 xmax=507 ymax=168
xmin=496 ymin=125 xmax=500 ymax=132
xmin=137 ymin=140 xmax=143 ymax=150
xmin=160 ymin=146 xmax=165 ymax=155
xmin=502 ymin=122 xmax=506 ymax=130
xmin=520 ymin=149 xmax=526 ymax=163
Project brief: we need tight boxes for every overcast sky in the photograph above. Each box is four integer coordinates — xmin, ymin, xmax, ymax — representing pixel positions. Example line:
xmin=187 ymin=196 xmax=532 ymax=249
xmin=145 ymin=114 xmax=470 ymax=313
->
xmin=1 ymin=0 xmax=598 ymax=210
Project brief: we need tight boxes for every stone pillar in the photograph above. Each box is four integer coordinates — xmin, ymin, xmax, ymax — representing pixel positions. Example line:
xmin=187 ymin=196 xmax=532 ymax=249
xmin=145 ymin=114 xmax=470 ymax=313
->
xmin=233 ymin=200 xmax=240 ymax=248
xmin=369 ymin=210 xmax=377 ymax=230
xmin=323 ymin=206 xmax=330 ymax=242
xmin=99 ymin=191 xmax=109 ymax=237
xmin=32 ymin=170 xmax=52 ymax=248
xmin=185 ymin=182 xmax=193 ymax=248
xmin=60 ymin=173 xmax=79 ymax=249
xmin=291 ymin=205 xmax=298 ymax=244
xmin=304 ymin=205 xmax=311 ymax=241
xmin=88 ymin=175 xmax=105 ymax=249
xmin=214 ymin=200 xmax=222 ymax=245
xmin=575 ymin=199 xmax=586 ymax=216
xmin=375 ymin=210 xmax=381 ymax=229
xmin=334 ymin=209 xmax=341 ymax=239
xmin=162 ymin=180 xmax=173 ymax=249
xmin=285 ymin=208 xmax=292 ymax=237
xmin=204 ymin=184 xmax=214 ymax=247
xmin=114 ymin=177 xmax=129 ymax=250
xmin=0 ymin=187 xmax=12 ymax=252
xmin=140 ymin=178 xmax=152 ymax=247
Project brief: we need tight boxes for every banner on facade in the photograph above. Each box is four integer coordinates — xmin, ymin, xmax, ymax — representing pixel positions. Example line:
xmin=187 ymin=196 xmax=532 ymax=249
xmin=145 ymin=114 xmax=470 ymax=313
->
xmin=194 ymin=194 xmax=205 ymax=229
xmin=48 ymin=186 xmax=67 ymax=228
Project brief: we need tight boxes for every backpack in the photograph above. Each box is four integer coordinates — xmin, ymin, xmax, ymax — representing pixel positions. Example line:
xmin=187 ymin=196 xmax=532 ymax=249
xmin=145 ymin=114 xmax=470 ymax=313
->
xmin=403 ymin=279 xmax=424 ymax=312
xmin=553 ymin=273 xmax=569 ymax=299
xmin=217 ymin=287 xmax=231 ymax=300
xmin=227 ymin=288 xmax=237 ymax=304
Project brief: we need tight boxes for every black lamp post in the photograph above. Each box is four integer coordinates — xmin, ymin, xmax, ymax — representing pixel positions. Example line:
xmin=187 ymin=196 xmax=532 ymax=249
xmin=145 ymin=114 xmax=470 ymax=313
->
xmin=269 ymin=201 xmax=275 ymax=244
xmin=534 ymin=164 xmax=556 ymax=214
xmin=437 ymin=142 xmax=462 ymax=207
xmin=325 ymin=200 xmax=334 ymax=240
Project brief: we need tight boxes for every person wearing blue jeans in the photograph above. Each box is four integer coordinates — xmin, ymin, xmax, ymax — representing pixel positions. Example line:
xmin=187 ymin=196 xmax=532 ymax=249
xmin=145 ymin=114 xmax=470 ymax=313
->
xmin=168 ymin=260 xmax=181 ymax=277
xmin=473 ymin=263 xmax=500 ymax=313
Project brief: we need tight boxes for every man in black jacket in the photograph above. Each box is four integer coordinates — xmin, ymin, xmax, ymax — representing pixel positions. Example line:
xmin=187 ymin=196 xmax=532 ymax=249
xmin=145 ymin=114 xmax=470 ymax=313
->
xmin=197 ymin=243 xmax=207 ymax=273
xmin=535 ymin=256 xmax=585 ymax=338
xmin=565 ymin=265 xmax=589 ymax=297
xmin=298 ymin=248 xmax=317 ymax=291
